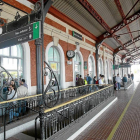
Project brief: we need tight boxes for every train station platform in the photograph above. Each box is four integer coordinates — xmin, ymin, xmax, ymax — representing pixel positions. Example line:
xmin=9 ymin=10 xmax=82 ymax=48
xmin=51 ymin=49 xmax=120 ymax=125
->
xmin=70 ymin=82 xmax=140 ymax=140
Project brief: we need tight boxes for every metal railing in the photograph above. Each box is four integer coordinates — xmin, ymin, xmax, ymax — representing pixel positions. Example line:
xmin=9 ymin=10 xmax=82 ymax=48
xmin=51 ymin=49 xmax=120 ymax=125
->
xmin=0 ymin=84 xmax=98 ymax=128
xmin=35 ymin=84 xmax=114 ymax=139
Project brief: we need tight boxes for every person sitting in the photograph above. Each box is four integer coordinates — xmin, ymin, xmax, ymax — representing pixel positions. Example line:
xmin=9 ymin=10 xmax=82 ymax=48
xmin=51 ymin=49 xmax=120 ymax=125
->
xmin=21 ymin=79 xmax=28 ymax=89
xmin=7 ymin=85 xmax=18 ymax=122
xmin=17 ymin=80 xmax=28 ymax=115
xmin=10 ymin=80 xmax=16 ymax=90
xmin=122 ymin=74 xmax=127 ymax=90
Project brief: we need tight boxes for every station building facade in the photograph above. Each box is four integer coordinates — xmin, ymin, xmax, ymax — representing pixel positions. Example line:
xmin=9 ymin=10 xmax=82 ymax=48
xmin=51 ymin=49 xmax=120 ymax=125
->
xmin=0 ymin=1 xmax=123 ymax=95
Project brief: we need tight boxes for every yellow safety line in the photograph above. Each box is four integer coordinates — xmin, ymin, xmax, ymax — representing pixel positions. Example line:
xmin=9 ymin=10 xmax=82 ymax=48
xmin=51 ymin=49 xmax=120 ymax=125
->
xmin=44 ymin=85 xmax=113 ymax=113
xmin=0 ymin=84 xmax=111 ymax=105
xmin=107 ymin=84 xmax=139 ymax=140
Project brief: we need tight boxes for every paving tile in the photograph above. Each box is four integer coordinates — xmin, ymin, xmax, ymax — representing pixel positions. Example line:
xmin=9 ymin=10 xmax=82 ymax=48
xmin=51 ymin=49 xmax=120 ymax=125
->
xmin=75 ymin=82 xmax=139 ymax=140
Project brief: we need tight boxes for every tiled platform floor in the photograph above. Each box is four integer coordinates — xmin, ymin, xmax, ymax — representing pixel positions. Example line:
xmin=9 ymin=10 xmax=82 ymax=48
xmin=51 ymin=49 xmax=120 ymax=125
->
xmin=75 ymin=82 xmax=139 ymax=140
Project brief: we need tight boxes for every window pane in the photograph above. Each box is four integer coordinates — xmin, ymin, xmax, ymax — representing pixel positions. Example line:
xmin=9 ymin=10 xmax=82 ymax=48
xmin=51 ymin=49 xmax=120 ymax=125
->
xmin=19 ymin=59 xmax=23 ymax=71
xmin=1 ymin=47 xmax=9 ymax=56
xmin=77 ymin=54 xmax=80 ymax=62
xmin=11 ymin=45 xmax=18 ymax=57
xmin=9 ymin=71 xmax=18 ymax=79
xmin=54 ymin=48 xmax=60 ymax=62
xmin=2 ymin=58 xmax=17 ymax=70
xmin=17 ymin=45 xmax=23 ymax=58
xmin=75 ymin=64 xmax=79 ymax=72
xmin=19 ymin=71 xmax=23 ymax=79
xmin=48 ymin=47 xmax=53 ymax=61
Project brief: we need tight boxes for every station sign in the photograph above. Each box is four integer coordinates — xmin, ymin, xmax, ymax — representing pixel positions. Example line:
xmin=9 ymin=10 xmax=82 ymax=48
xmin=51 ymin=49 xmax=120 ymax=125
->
xmin=119 ymin=63 xmax=131 ymax=68
xmin=72 ymin=31 xmax=82 ymax=40
xmin=0 ymin=21 xmax=41 ymax=49
xmin=113 ymin=65 xmax=119 ymax=70
xmin=84 ymin=61 xmax=87 ymax=70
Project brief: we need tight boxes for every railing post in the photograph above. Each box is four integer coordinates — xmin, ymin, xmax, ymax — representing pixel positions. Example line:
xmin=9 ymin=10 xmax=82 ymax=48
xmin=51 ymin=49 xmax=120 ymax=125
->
xmin=39 ymin=105 xmax=45 ymax=140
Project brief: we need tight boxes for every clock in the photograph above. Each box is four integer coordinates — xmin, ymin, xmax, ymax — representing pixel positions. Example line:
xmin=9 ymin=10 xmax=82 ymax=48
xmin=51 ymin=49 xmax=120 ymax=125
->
xmin=66 ymin=50 xmax=75 ymax=60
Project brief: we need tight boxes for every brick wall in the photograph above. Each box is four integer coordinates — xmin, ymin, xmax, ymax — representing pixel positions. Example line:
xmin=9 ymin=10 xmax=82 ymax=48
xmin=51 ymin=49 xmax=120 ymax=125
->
xmin=29 ymin=34 xmax=52 ymax=86
xmin=59 ymin=40 xmax=76 ymax=82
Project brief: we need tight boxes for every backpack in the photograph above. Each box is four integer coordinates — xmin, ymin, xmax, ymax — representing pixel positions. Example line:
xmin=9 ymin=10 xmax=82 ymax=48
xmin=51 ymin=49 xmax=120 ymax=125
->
xmin=96 ymin=80 xmax=99 ymax=84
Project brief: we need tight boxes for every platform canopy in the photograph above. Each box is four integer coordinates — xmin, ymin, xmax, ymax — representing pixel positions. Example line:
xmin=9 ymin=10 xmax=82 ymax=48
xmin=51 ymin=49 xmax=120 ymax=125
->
xmin=28 ymin=0 xmax=140 ymax=62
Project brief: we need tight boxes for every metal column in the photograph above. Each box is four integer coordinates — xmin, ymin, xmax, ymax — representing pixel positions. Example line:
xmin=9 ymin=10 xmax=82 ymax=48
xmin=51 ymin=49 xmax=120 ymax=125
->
xmin=113 ymin=54 xmax=116 ymax=75
xmin=96 ymin=45 xmax=99 ymax=80
xmin=35 ymin=39 xmax=42 ymax=95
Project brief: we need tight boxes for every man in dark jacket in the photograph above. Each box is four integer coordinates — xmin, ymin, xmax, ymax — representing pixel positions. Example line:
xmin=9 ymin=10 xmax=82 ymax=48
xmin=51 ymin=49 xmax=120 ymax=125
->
xmin=113 ymin=74 xmax=116 ymax=90
xmin=122 ymin=74 xmax=127 ymax=90
xmin=77 ymin=75 xmax=84 ymax=86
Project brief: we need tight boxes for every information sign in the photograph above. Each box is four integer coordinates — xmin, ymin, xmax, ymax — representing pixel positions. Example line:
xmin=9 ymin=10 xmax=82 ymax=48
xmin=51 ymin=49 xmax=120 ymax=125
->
xmin=0 ymin=21 xmax=41 ymax=49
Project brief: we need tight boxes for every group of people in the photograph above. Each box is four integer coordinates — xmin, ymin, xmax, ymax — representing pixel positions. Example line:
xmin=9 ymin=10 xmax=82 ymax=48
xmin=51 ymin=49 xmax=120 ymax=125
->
xmin=113 ymin=73 xmax=134 ymax=91
xmin=76 ymin=74 xmax=92 ymax=86
xmin=7 ymin=79 xmax=28 ymax=122
xmin=76 ymin=74 xmax=105 ymax=90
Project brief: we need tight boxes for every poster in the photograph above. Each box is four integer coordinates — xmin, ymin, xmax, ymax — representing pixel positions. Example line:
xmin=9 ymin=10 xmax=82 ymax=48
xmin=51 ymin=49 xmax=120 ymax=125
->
xmin=51 ymin=63 xmax=57 ymax=71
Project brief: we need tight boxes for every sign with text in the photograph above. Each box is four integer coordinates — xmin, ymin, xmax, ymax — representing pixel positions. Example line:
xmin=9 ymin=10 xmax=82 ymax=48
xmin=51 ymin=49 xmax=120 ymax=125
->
xmin=0 ymin=21 xmax=41 ymax=49
xmin=72 ymin=31 xmax=82 ymax=40
xmin=84 ymin=61 xmax=87 ymax=70
xmin=113 ymin=65 xmax=119 ymax=70
xmin=119 ymin=64 xmax=131 ymax=68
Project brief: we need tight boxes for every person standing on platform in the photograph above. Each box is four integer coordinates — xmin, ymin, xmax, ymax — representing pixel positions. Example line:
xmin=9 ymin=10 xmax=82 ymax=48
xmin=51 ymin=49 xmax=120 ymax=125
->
xmin=131 ymin=73 xmax=134 ymax=81
xmin=93 ymin=76 xmax=97 ymax=84
xmin=77 ymin=75 xmax=84 ymax=86
xmin=76 ymin=75 xmax=79 ymax=86
xmin=128 ymin=74 xmax=130 ymax=78
xmin=84 ymin=77 xmax=88 ymax=85
xmin=86 ymin=74 xmax=92 ymax=84
xmin=99 ymin=75 xmax=104 ymax=89
xmin=122 ymin=74 xmax=127 ymax=90
xmin=113 ymin=74 xmax=116 ymax=90
xmin=86 ymin=74 xmax=92 ymax=92
xmin=115 ymin=74 xmax=121 ymax=90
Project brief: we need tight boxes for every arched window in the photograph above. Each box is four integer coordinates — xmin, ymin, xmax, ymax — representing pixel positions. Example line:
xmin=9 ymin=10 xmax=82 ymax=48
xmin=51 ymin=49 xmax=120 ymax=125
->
xmin=110 ymin=62 xmax=113 ymax=79
xmin=0 ymin=45 xmax=23 ymax=83
xmin=89 ymin=56 xmax=94 ymax=79
xmin=48 ymin=46 xmax=60 ymax=85
xmin=74 ymin=52 xmax=81 ymax=77
xmin=106 ymin=61 xmax=109 ymax=82
xmin=99 ymin=59 xmax=102 ymax=76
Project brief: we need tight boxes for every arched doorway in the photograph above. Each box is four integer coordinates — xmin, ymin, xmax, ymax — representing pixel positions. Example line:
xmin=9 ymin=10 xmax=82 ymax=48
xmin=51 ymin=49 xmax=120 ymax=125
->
xmin=105 ymin=61 xmax=109 ymax=83
xmin=99 ymin=58 xmax=103 ymax=76
xmin=88 ymin=55 xmax=95 ymax=82
xmin=74 ymin=52 xmax=81 ymax=85
xmin=45 ymin=42 xmax=65 ymax=89
xmin=48 ymin=46 xmax=61 ymax=86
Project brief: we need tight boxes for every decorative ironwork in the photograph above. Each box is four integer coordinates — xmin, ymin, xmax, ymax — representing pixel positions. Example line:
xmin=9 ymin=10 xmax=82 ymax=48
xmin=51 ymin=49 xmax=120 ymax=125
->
xmin=14 ymin=11 xmax=21 ymax=21
xmin=43 ymin=61 xmax=60 ymax=108
xmin=77 ymin=0 xmax=111 ymax=33
xmin=98 ymin=9 xmax=140 ymax=42
xmin=0 ymin=66 xmax=17 ymax=101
